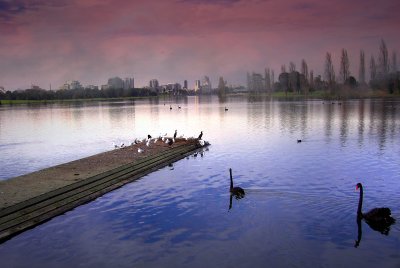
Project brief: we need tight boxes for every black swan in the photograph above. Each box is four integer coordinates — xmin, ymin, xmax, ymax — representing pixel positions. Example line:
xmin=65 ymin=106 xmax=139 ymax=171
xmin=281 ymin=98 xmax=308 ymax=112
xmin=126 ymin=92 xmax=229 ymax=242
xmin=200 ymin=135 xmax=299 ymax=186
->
xmin=225 ymin=107 xmax=228 ymax=111
xmin=198 ymin=131 xmax=203 ymax=140
xmin=229 ymin=168 xmax=245 ymax=199
xmin=356 ymin=182 xmax=395 ymax=235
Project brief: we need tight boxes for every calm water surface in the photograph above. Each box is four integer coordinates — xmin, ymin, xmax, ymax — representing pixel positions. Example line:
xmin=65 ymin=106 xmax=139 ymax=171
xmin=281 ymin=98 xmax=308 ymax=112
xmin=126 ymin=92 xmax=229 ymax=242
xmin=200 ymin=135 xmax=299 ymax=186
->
xmin=0 ymin=96 xmax=399 ymax=267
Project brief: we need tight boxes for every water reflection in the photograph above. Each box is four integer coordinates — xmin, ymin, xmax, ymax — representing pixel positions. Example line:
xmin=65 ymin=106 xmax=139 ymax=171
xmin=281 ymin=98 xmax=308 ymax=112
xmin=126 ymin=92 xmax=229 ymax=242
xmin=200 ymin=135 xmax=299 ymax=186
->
xmin=354 ymin=217 xmax=362 ymax=248
xmin=228 ymin=194 xmax=234 ymax=210
xmin=357 ymin=100 xmax=365 ymax=147
xmin=354 ymin=214 xmax=396 ymax=249
xmin=339 ymin=102 xmax=349 ymax=146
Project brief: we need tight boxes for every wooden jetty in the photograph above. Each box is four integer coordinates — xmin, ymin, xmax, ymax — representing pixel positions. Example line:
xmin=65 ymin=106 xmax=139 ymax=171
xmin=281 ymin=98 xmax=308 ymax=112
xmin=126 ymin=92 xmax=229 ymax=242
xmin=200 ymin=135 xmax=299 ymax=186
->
xmin=0 ymin=138 xmax=207 ymax=242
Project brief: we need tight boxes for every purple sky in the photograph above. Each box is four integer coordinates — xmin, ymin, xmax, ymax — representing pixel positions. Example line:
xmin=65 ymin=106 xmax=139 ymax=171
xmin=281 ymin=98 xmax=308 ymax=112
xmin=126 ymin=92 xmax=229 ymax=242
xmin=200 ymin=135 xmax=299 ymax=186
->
xmin=0 ymin=0 xmax=399 ymax=90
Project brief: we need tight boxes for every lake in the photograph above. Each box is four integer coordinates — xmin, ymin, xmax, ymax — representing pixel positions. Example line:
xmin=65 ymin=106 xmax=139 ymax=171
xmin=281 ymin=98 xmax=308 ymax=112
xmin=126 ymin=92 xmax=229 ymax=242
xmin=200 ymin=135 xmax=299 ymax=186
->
xmin=0 ymin=96 xmax=399 ymax=267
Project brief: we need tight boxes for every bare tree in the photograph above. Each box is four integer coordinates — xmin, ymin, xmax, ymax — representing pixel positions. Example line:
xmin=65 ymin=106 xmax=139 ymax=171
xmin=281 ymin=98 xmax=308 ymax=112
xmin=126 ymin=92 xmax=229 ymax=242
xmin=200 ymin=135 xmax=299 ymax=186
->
xmin=370 ymin=56 xmax=377 ymax=81
xmin=391 ymin=51 xmax=397 ymax=73
xmin=247 ymin=72 xmax=252 ymax=90
xmin=359 ymin=50 xmax=366 ymax=84
xmin=324 ymin=52 xmax=335 ymax=90
xmin=265 ymin=68 xmax=271 ymax=91
xmin=301 ymin=59 xmax=309 ymax=82
xmin=281 ymin=65 xmax=287 ymax=73
xmin=378 ymin=39 xmax=389 ymax=78
xmin=309 ymin=70 xmax=314 ymax=88
xmin=271 ymin=70 xmax=275 ymax=86
xmin=339 ymin=49 xmax=350 ymax=83
xmin=289 ymin=62 xmax=296 ymax=73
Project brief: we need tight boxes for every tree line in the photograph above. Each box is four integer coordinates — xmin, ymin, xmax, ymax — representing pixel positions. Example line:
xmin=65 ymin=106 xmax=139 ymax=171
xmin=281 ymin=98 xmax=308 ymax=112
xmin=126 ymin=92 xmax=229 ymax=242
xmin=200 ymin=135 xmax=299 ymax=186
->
xmin=247 ymin=39 xmax=399 ymax=97
xmin=0 ymin=87 xmax=157 ymax=101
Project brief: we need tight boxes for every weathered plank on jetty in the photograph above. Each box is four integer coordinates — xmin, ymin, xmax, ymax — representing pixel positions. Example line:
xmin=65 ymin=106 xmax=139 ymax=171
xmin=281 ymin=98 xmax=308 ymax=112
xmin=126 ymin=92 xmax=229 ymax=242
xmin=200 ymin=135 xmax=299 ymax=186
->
xmin=0 ymin=139 xmax=206 ymax=242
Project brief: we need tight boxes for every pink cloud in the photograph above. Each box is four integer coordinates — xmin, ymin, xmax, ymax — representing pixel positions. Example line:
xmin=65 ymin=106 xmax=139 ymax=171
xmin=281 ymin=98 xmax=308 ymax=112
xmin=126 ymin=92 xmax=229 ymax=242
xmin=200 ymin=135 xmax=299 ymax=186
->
xmin=0 ymin=0 xmax=399 ymax=89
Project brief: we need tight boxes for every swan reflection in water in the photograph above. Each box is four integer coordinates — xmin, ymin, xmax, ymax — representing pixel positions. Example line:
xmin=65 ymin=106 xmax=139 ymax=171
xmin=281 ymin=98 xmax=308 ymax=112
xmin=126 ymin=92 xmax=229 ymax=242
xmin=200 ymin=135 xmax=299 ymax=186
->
xmin=354 ymin=217 xmax=362 ymax=248
xmin=354 ymin=182 xmax=396 ymax=248
xmin=228 ymin=168 xmax=245 ymax=210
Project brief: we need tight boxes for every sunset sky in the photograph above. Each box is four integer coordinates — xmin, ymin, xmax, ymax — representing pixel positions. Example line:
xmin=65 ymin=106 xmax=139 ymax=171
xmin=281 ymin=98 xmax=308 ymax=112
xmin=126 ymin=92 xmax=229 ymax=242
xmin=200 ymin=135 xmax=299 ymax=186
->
xmin=0 ymin=0 xmax=399 ymax=90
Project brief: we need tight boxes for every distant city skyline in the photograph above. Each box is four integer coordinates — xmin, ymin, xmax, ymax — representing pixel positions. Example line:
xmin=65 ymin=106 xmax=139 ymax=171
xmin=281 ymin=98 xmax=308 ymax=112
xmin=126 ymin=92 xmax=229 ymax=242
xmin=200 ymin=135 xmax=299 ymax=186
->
xmin=0 ymin=0 xmax=399 ymax=90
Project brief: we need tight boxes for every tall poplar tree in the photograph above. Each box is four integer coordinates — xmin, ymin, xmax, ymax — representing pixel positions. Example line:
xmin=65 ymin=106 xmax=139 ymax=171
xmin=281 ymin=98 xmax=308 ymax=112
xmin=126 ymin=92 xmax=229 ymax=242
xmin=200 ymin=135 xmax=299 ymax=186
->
xmin=324 ymin=52 xmax=335 ymax=92
xmin=378 ymin=39 xmax=389 ymax=78
xmin=370 ymin=56 xmax=377 ymax=81
xmin=359 ymin=50 xmax=366 ymax=84
xmin=301 ymin=59 xmax=309 ymax=82
xmin=339 ymin=49 xmax=350 ymax=83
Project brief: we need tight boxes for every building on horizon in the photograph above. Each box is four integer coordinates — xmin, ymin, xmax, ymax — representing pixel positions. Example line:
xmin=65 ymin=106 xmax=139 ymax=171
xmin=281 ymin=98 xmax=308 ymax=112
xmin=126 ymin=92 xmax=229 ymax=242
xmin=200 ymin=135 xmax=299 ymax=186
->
xmin=161 ymin=83 xmax=182 ymax=95
xmin=149 ymin=79 xmax=159 ymax=93
xmin=107 ymin=77 xmax=124 ymax=89
xmin=124 ymin=77 xmax=134 ymax=89
xmin=101 ymin=84 xmax=110 ymax=90
xmin=86 ymin=85 xmax=99 ymax=90
xmin=194 ymin=80 xmax=201 ymax=92
xmin=59 ymin=80 xmax=83 ymax=90
xmin=183 ymin=80 xmax=188 ymax=90
xmin=200 ymin=76 xmax=212 ymax=94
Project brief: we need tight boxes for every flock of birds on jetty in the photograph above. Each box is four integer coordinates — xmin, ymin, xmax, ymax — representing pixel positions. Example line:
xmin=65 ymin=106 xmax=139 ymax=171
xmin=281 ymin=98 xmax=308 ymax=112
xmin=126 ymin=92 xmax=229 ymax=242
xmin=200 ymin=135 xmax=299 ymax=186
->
xmin=112 ymin=130 xmax=206 ymax=154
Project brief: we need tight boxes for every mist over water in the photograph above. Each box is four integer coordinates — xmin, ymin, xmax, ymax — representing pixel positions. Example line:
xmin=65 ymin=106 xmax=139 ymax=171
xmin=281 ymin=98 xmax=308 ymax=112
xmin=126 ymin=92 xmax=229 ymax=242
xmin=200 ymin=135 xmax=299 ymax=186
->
xmin=0 ymin=96 xmax=399 ymax=267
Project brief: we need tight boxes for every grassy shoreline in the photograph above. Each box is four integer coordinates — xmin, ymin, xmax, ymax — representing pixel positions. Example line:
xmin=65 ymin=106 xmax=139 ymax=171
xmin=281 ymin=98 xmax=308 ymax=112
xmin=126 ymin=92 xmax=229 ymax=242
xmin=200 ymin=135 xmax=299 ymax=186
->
xmin=0 ymin=96 xmax=156 ymax=105
xmin=1 ymin=90 xmax=399 ymax=105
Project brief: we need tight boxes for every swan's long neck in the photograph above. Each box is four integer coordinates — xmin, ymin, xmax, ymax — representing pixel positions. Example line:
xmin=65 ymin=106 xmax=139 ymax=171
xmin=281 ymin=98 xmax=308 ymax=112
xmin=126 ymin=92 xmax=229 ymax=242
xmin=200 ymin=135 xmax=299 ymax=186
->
xmin=357 ymin=185 xmax=363 ymax=217
xmin=230 ymin=169 xmax=233 ymax=190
